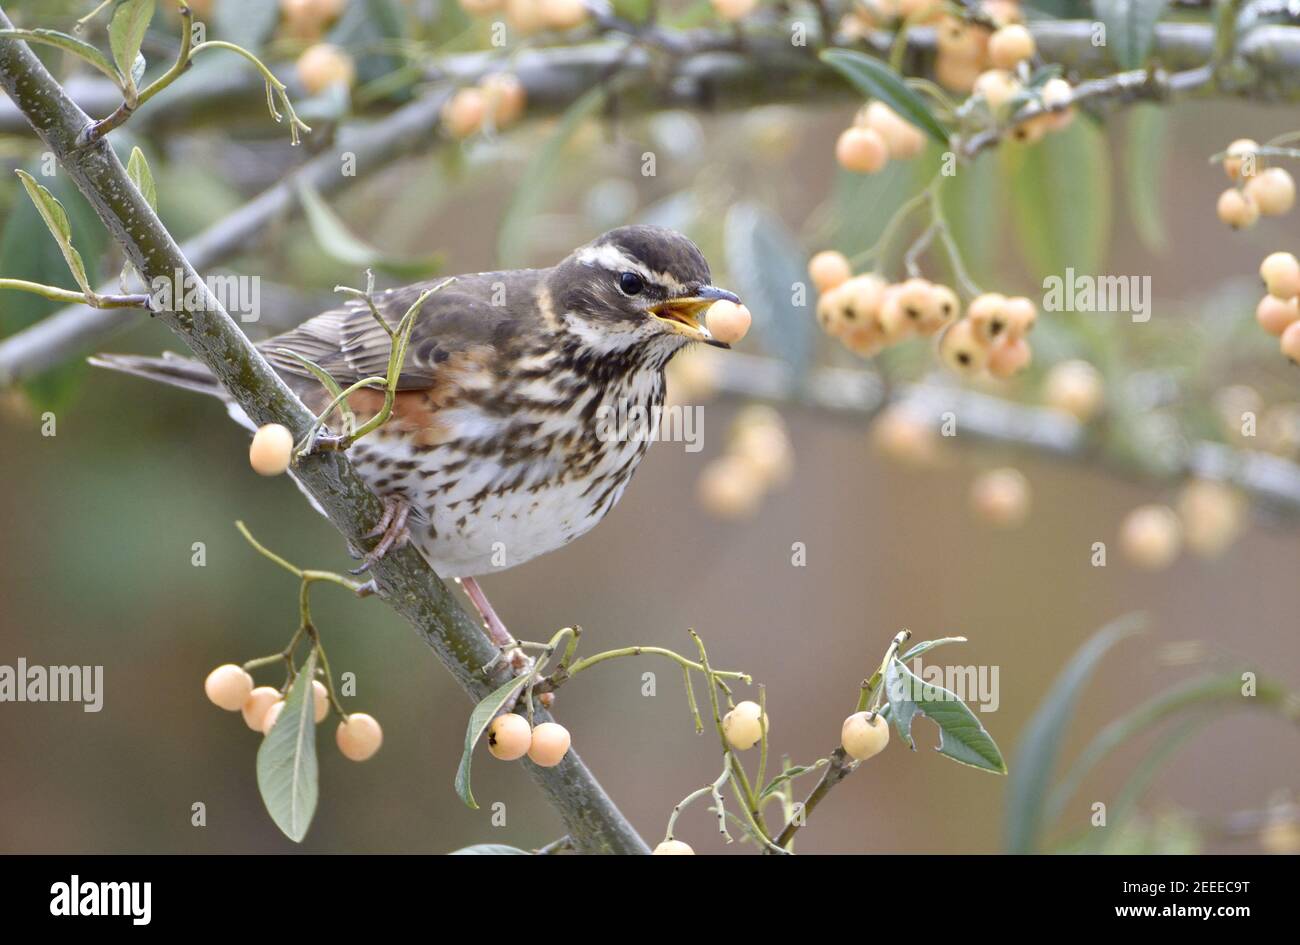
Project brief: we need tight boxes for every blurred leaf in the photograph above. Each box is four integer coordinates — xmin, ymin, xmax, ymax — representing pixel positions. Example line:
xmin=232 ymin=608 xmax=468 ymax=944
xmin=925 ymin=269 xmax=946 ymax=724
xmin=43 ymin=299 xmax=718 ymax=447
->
xmin=126 ymin=146 xmax=157 ymax=211
xmin=939 ymin=149 xmax=1002 ymax=285
xmin=109 ymin=0 xmax=154 ymax=97
xmin=1004 ymin=118 xmax=1111 ymax=283
xmin=820 ymin=49 xmax=949 ymax=144
xmin=1124 ymin=104 xmax=1168 ymax=255
xmin=1093 ymin=0 xmax=1169 ymax=70
xmin=900 ymin=636 xmax=968 ymax=661
xmin=498 ymin=87 xmax=607 ymax=267
xmin=455 ymin=674 xmax=528 ymax=810
xmin=449 ymin=843 xmax=531 ymax=854
xmin=295 ymin=180 xmax=440 ymax=278
xmin=327 ymin=0 xmax=406 ymax=87
xmin=758 ymin=761 xmax=826 ymax=800
xmin=724 ymin=202 xmax=814 ymax=381
xmin=1003 ymin=614 xmax=1144 ymax=853
xmin=826 ymin=158 xmax=930 ymax=258
xmin=213 ymin=0 xmax=280 ymax=51
xmin=0 ymin=28 xmax=120 ymax=83
xmin=885 ymin=657 xmax=1007 ymax=773
xmin=256 ymin=650 xmax=319 ymax=843
xmin=15 ymin=170 xmax=92 ymax=296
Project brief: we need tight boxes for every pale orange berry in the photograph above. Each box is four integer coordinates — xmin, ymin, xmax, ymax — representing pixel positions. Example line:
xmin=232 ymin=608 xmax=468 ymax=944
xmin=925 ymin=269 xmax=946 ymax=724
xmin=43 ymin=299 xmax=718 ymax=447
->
xmin=705 ymin=300 xmax=752 ymax=345
xmin=1243 ymin=167 xmax=1295 ymax=216
xmin=732 ymin=422 xmax=793 ymax=488
xmin=295 ymin=44 xmax=355 ymax=95
xmin=1039 ymin=77 xmax=1075 ymax=131
xmin=1259 ymin=817 xmax=1300 ymax=855
xmin=864 ymin=101 xmax=926 ymax=159
xmin=821 ymin=274 xmax=887 ymax=337
xmin=936 ymin=15 xmax=989 ymax=59
xmin=974 ymin=69 xmax=1020 ymax=111
xmin=936 ymin=53 xmax=982 ymax=93
xmin=808 ymin=251 xmax=853 ymax=293
xmin=921 ymin=283 xmax=961 ymax=335
xmin=336 ymin=712 xmax=383 ymax=761
xmin=249 ymin=423 xmax=294 ymax=476
xmin=711 ymin=0 xmax=758 ymax=20
xmin=459 ymin=0 xmax=504 ymax=13
xmin=1120 ymin=505 xmax=1182 ymax=570
xmin=697 ymin=455 xmax=765 ymax=519
xmin=312 ymin=679 xmax=329 ymax=723
xmin=966 ymin=292 xmax=1009 ymax=343
xmin=1044 ymin=359 xmax=1103 ymax=421
xmin=722 ymin=700 xmax=767 ymax=750
xmin=871 ymin=404 xmax=939 ymax=466
xmin=1281 ymin=320 xmax=1300 ymax=363
xmin=442 ymin=87 xmax=487 ymax=139
xmin=982 ymin=0 xmax=1023 ymax=25
xmin=899 ymin=0 xmax=943 ymax=22
xmin=242 ymin=686 xmax=281 ymax=731
xmin=876 ymin=286 xmax=914 ymax=342
xmin=1217 ymin=188 xmax=1259 ymax=229
xmin=1177 ymin=480 xmax=1246 ymax=557
xmin=988 ymin=336 xmax=1032 ymax=378
xmin=893 ymin=278 xmax=937 ymax=331
xmin=205 ymin=664 xmax=254 ymax=712
xmin=940 ymin=319 xmax=990 ymax=374
xmin=1260 ymin=252 xmax=1300 ymax=299
xmin=970 ymin=467 xmax=1030 ymax=527
xmin=836 ymin=126 xmax=889 ymax=174
xmin=1003 ymin=295 xmax=1038 ymax=339
xmin=841 ymin=711 xmax=889 ymax=761
xmin=653 ymin=839 xmax=695 ymax=854
xmin=261 ymin=700 xmax=285 ymax=735
xmin=541 ymin=0 xmax=588 ymax=29
xmin=1257 ymin=295 xmax=1300 ymax=335
xmin=527 ymin=721 xmax=571 ymax=767
xmin=280 ymin=0 xmax=343 ymax=39
xmin=479 ymin=73 xmax=526 ymax=127
xmin=505 ymin=0 xmax=548 ymax=33
xmin=487 ymin=712 xmax=531 ymax=761
xmin=988 ymin=24 xmax=1035 ymax=69
xmin=1223 ymin=138 xmax=1259 ymax=181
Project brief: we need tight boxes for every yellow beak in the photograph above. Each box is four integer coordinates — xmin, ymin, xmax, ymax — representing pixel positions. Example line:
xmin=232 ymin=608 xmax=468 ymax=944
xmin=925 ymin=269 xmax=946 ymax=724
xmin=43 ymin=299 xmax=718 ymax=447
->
xmin=649 ymin=286 xmax=740 ymax=348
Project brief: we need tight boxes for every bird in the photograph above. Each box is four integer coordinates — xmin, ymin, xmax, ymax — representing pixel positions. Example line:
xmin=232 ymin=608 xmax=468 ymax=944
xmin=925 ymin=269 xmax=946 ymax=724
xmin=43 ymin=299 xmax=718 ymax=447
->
xmin=92 ymin=225 xmax=739 ymax=645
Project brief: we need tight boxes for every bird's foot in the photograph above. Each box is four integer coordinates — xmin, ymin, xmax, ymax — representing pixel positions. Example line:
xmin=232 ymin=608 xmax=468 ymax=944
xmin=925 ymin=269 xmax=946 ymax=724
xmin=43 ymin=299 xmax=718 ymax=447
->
xmin=350 ymin=495 xmax=411 ymax=574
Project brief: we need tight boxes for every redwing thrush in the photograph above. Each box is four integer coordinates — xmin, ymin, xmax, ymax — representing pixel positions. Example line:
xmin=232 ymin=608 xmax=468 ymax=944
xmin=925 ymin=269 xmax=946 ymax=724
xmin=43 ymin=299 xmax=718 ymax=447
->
xmin=93 ymin=225 xmax=739 ymax=580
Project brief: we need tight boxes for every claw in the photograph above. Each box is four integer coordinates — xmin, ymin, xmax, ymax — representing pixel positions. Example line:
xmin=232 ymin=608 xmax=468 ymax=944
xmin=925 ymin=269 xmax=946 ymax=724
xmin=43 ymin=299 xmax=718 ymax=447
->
xmin=350 ymin=496 xmax=411 ymax=574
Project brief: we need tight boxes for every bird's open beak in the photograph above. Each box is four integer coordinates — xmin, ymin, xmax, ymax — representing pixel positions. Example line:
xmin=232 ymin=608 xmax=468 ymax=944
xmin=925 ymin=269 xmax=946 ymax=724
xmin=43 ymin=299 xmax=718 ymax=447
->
xmin=649 ymin=285 xmax=741 ymax=349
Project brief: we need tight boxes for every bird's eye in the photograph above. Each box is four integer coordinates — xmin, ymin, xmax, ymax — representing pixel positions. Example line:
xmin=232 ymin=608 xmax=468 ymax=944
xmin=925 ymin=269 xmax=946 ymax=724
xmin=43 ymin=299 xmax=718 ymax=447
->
xmin=618 ymin=272 xmax=644 ymax=296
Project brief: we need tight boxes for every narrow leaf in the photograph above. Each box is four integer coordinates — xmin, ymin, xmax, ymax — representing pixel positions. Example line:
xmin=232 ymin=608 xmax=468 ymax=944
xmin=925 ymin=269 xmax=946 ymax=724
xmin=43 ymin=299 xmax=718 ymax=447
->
xmin=256 ymin=650 xmax=319 ymax=842
xmin=15 ymin=170 xmax=92 ymax=296
xmin=1124 ymin=104 xmax=1168 ymax=254
xmin=455 ymin=674 xmax=529 ymax=810
xmin=820 ymin=48 xmax=949 ymax=145
xmin=885 ymin=657 xmax=1006 ymax=773
xmin=1003 ymin=614 xmax=1145 ymax=853
xmin=758 ymin=761 xmax=827 ymax=800
xmin=109 ymin=0 xmax=155 ymax=94
xmin=0 ymin=28 xmax=120 ymax=83
xmin=1093 ymin=0 xmax=1169 ymax=70
xmin=127 ymin=146 xmax=157 ymax=211
xmin=295 ymin=180 xmax=440 ymax=278
xmin=899 ymin=636 xmax=967 ymax=662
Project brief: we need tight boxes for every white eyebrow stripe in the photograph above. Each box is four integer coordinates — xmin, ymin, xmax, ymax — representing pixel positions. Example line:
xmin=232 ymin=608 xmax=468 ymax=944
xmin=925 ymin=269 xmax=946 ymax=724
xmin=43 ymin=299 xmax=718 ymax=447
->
xmin=575 ymin=244 xmax=692 ymax=297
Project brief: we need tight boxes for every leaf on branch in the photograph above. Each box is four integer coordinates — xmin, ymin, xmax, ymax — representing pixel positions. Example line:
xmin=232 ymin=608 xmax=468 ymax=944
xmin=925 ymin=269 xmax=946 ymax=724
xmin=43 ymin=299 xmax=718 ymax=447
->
xmin=109 ymin=0 xmax=156 ymax=98
xmin=899 ymin=636 xmax=968 ymax=662
xmin=884 ymin=656 xmax=1006 ymax=774
xmin=819 ymin=49 xmax=950 ymax=145
xmin=295 ymin=180 xmax=440 ymax=278
xmin=126 ymin=146 xmax=158 ymax=211
xmin=256 ymin=649 xmax=320 ymax=843
xmin=455 ymin=673 xmax=529 ymax=810
xmin=757 ymin=760 xmax=828 ymax=800
xmin=448 ymin=843 xmax=531 ymax=855
xmin=15 ymin=170 xmax=93 ymax=297
xmin=1093 ymin=0 xmax=1169 ymax=70
xmin=1124 ymin=104 xmax=1168 ymax=254
xmin=724 ymin=202 xmax=814 ymax=382
xmin=0 ymin=28 xmax=121 ymax=84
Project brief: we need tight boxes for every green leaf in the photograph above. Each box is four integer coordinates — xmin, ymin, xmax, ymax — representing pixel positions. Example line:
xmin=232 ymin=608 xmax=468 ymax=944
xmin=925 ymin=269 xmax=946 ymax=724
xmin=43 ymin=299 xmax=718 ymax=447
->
xmin=213 ymin=0 xmax=281 ymax=51
xmin=449 ymin=843 xmax=531 ymax=855
xmin=724 ymin=202 xmax=814 ymax=381
xmin=884 ymin=657 xmax=1006 ymax=774
xmin=455 ymin=674 xmax=529 ymax=810
xmin=295 ymin=180 xmax=440 ymax=278
xmin=757 ymin=761 xmax=827 ymax=800
xmin=1003 ymin=117 xmax=1111 ymax=283
xmin=498 ymin=87 xmax=607 ymax=267
xmin=1093 ymin=0 xmax=1169 ymax=70
xmin=1123 ymin=104 xmax=1168 ymax=254
xmin=1002 ymin=614 xmax=1145 ymax=853
xmin=126 ymin=146 xmax=157 ymax=211
xmin=0 ymin=28 xmax=121 ymax=83
xmin=109 ymin=0 xmax=155 ymax=96
xmin=256 ymin=650 xmax=319 ymax=843
xmin=819 ymin=49 xmax=949 ymax=145
xmin=938 ymin=149 xmax=1002 ymax=286
xmin=15 ymin=169 xmax=93 ymax=297
xmin=899 ymin=636 xmax=967 ymax=662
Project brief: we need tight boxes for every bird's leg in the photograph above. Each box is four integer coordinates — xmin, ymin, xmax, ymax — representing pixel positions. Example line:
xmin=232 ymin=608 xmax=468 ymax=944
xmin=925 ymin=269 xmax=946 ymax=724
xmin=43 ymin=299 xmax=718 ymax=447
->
xmin=350 ymin=495 xmax=411 ymax=574
xmin=461 ymin=576 xmax=529 ymax=672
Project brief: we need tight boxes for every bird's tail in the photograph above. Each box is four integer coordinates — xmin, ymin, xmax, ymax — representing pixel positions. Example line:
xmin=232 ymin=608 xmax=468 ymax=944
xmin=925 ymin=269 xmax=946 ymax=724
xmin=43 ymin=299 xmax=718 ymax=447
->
xmin=88 ymin=351 xmax=226 ymax=399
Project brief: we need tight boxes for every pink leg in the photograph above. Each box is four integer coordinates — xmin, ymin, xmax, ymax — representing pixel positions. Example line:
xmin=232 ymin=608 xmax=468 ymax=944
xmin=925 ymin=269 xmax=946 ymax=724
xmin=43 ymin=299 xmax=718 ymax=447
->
xmin=460 ymin=576 xmax=514 ymax=647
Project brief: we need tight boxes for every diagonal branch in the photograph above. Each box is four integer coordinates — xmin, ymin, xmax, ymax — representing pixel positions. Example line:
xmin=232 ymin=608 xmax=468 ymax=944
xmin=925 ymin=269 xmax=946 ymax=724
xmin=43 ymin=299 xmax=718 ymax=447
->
xmin=0 ymin=7 xmax=647 ymax=855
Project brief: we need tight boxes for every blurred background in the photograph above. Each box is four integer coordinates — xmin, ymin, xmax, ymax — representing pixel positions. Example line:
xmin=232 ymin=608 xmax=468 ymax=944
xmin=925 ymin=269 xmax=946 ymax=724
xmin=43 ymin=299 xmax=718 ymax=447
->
xmin=0 ymin=0 xmax=1297 ymax=854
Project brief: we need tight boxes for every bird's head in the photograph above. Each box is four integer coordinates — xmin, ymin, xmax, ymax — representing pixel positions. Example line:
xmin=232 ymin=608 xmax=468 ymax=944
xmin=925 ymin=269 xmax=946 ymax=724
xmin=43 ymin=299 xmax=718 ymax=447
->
xmin=546 ymin=225 xmax=740 ymax=354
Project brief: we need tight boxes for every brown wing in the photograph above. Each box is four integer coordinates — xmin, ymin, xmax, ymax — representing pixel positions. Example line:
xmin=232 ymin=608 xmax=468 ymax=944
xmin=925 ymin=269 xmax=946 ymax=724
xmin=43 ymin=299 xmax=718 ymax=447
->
xmin=260 ymin=275 xmax=533 ymax=392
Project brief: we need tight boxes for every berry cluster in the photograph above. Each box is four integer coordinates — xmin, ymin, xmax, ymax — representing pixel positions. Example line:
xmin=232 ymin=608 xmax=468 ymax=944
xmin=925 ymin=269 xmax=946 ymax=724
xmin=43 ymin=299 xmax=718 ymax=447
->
xmin=458 ymin=0 xmax=589 ymax=34
xmin=1216 ymin=140 xmax=1296 ymax=229
xmin=1256 ymin=252 xmax=1300 ymax=361
xmin=697 ymin=406 xmax=793 ymax=520
xmin=442 ymin=73 xmax=528 ymax=139
xmin=204 ymin=663 xmax=383 ymax=761
xmin=1120 ymin=480 xmax=1246 ymax=569
xmin=279 ymin=0 xmax=346 ymax=41
xmin=835 ymin=101 xmax=927 ymax=175
xmin=485 ymin=713 xmax=572 ymax=767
